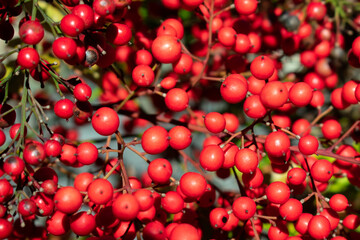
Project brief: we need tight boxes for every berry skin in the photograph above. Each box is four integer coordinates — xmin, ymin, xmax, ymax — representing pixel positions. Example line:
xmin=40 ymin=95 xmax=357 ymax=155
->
xmin=91 ymin=107 xmax=120 ymax=136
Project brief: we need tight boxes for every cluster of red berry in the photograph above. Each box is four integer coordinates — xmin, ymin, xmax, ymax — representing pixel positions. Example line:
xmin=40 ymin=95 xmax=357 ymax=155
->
xmin=0 ymin=0 xmax=360 ymax=239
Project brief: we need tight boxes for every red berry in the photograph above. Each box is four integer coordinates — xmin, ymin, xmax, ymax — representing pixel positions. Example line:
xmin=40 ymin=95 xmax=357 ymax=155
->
xmin=179 ymin=172 xmax=207 ymax=198
xmin=17 ymin=47 xmax=40 ymax=69
xmin=260 ymin=81 xmax=289 ymax=109
xmin=92 ymin=107 xmax=120 ymax=136
xmin=148 ymin=158 xmax=173 ymax=185
xmin=308 ymin=215 xmax=331 ymax=240
xmin=199 ymin=145 xmax=225 ymax=171
xmin=232 ymin=196 xmax=256 ymax=221
xmin=266 ymin=181 xmax=290 ymax=204
xmin=132 ymin=64 xmax=155 ymax=87
xmin=151 ymin=35 xmax=181 ymax=63
xmin=54 ymin=99 xmax=75 ymax=119
xmin=88 ymin=178 xmax=113 ymax=205
xmin=19 ymin=20 xmax=44 ymax=44
xmin=165 ymin=88 xmax=189 ymax=112
xmin=298 ymin=135 xmax=319 ymax=155
xmin=204 ymin=112 xmax=226 ymax=134
xmin=52 ymin=37 xmax=77 ymax=60
xmin=235 ymin=148 xmax=259 ymax=174
xmin=168 ymin=126 xmax=192 ymax=150
xmin=112 ymin=193 xmax=140 ymax=221
xmin=60 ymin=14 xmax=85 ymax=37
xmin=141 ymin=126 xmax=169 ymax=155
xmin=234 ymin=0 xmax=258 ymax=15
xmin=74 ymin=83 xmax=92 ymax=101
xmin=54 ymin=186 xmax=82 ymax=214
xmin=106 ymin=23 xmax=132 ymax=45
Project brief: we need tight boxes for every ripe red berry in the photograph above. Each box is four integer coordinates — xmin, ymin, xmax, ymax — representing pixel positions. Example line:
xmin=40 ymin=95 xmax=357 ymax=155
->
xmin=311 ymin=159 xmax=333 ymax=183
xmin=91 ymin=107 xmax=120 ymax=136
xmin=54 ymin=99 xmax=74 ymax=119
xmin=151 ymin=35 xmax=181 ymax=63
xmin=161 ymin=191 xmax=184 ymax=214
xmin=209 ymin=208 xmax=229 ymax=229
xmin=46 ymin=210 xmax=70 ymax=236
xmin=321 ymin=119 xmax=342 ymax=140
xmin=265 ymin=131 xmax=290 ymax=158
xmin=60 ymin=14 xmax=85 ymax=37
xmin=329 ymin=194 xmax=348 ymax=212
xmin=179 ymin=172 xmax=207 ymax=198
xmin=298 ymin=135 xmax=319 ymax=155
xmin=93 ymin=0 xmax=115 ymax=16
xmin=23 ymin=141 xmax=45 ymax=165
xmin=17 ymin=47 xmax=40 ymax=69
xmin=199 ymin=145 xmax=225 ymax=171
xmin=70 ymin=211 xmax=96 ymax=236
xmin=72 ymin=4 xmax=94 ymax=29
xmin=74 ymin=83 xmax=92 ymax=101
xmin=235 ymin=148 xmax=259 ymax=174
xmin=3 ymin=156 xmax=24 ymax=176
xmin=168 ymin=126 xmax=192 ymax=150
xmin=266 ymin=181 xmax=290 ymax=204
xmin=243 ymin=95 xmax=267 ymax=119
xmin=106 ymin=23 xmax=132 ymax=45
xmin=260 ymin=81 xmax=289 ymax=109
xmin=287 ymin=168 xmax=306 ymax=185
xmin=307 ymin=215 xmax=331 ymax=240
xmin=165 ymin=88 xmax=189 ymax=112
xmin=232 ymin=196 xmax=256 ymax=221
xmin=279 ymin=198 xmax=303 ymax=221
xmin=112 ymin=193 xmax=140 ymax=221
xmin=148 ymin=158 xmax=173 ymax=184
xmin=169 ymin=223 xmax=200 ymax=240
xmin=218 ymin=27 xmax=236 ymax=47
xmin=250 ymin=55 xmax=275 ymax=80
xmin=52 ymin=37 xmax=77 ymax=60
xmin=220 ymin=74 xmax=248 ymax=104
xmin=132 ymin=64 xmax=155 ymax=87
xmin=54 ymin=186 xmax=83 ymax=214
xmin=19 ymin=20 xmax=44 ymax=45
xmin=234 ymin=0 xmax=258 ymax=15
xmin=289 ymin=82 xmax=313 ymax=107
xmin=76 ymin=142 xmax=98 ymax=165
xmin=204 ymin=112 xmax=226 ymax=134
xmin=141 ymin=126 xmax=169 ymax=154
xmin=87 ymin=178 xmax=113 ymax=205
